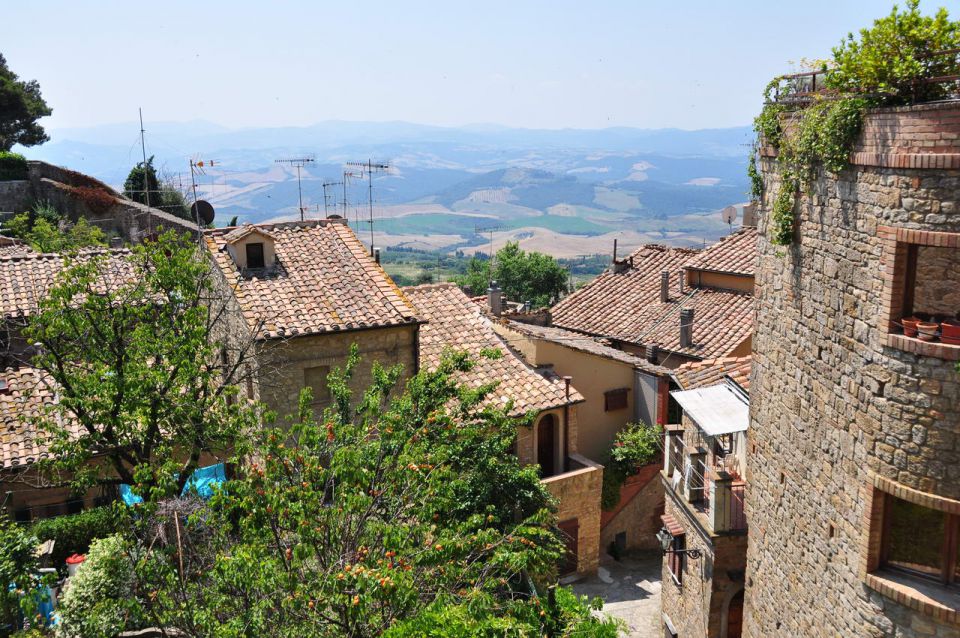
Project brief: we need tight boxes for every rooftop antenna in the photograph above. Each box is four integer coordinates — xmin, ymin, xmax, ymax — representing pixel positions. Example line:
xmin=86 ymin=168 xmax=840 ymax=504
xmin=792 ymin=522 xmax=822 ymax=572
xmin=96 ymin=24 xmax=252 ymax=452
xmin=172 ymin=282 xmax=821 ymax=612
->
xmin=322 ymin=180 xmax=342 ymax=217
xmin=138 ymin=108 xmax=152 ymax=234
xmin=721 ymin=205 xmax=738 ymax=234
xmin=342 ymin=170 xmax=364 ymax=226
xmin=275 ymin=156 xmax=315 ymax=221
xmin=188 ymin=157 xmax=217 ymax=242
xmin=346 ymin=160 xmax=390 ymax=256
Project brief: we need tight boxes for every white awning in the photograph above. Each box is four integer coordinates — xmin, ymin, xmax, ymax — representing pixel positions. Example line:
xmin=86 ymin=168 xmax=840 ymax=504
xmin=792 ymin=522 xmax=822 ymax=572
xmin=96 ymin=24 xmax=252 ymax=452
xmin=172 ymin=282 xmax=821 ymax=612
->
xmin=670 ymin=384 xmax=749 ymax=437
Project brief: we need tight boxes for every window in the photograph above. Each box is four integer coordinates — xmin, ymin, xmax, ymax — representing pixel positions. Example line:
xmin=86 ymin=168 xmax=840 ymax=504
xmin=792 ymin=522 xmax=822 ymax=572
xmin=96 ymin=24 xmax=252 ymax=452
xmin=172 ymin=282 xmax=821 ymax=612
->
xmin=304 ymin=366 xmax=331 ymax=405
xmin=245 ymin=242 xmax=265 ymax=269
xmin=882 ymin=494 xmax=960 ymax=584
xmin=604 ymin=388 xmax=629 ymax=411
xmin=67 ymin=499 xmax=84 ymax=515
xmin=668 ymin=533 xmax=685 ymax=585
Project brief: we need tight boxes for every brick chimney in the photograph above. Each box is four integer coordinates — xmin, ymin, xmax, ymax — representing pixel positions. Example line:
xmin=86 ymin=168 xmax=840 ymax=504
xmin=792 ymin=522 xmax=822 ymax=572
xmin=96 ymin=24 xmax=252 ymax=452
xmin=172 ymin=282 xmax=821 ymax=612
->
xmin=660 ymin=271 xmax=670 ymax=303
xmin=487 ymin=281 xmax=502 ymax=317
xmin=646 ymin=344 xmax=659 ymax=365
xmin=680 ymin=308 xmax=694 ymax=348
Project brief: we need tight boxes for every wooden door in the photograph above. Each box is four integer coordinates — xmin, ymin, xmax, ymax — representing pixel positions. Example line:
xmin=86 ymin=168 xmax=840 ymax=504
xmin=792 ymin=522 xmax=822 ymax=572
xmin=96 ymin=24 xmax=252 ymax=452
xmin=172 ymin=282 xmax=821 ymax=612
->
xmin=727 ymin=589 xmax=744 ymax=638
xmin=537 ymin=415 xmax=556 ymax=476
xmin=557 ymin=518 xmax=579 ymax=576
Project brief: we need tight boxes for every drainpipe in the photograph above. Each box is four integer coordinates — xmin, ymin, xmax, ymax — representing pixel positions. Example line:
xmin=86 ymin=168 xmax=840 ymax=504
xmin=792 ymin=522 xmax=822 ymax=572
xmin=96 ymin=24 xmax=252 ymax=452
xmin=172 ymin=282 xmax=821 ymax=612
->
xmin=563 ymin=376 xmax=572 ymax=473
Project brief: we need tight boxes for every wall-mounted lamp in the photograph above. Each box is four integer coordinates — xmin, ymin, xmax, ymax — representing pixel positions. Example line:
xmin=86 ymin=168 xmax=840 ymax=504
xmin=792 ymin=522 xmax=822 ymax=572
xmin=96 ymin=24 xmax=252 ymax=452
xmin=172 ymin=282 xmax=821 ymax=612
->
xmin=656 ymin=526 xmax=703 ymax=559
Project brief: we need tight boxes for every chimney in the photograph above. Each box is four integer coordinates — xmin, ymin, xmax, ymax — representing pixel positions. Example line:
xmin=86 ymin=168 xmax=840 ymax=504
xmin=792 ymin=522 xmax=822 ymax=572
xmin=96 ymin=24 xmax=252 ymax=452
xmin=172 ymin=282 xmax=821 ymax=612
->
xmin=487 ymin=280 xmax=502 ymax=317
xmin=646 ymin=344 xmax=659 ymax=365
xmin=742 ymin=202 xmax=757 ymax=227
xmin=660 ymin=270 xmax=670 ymax=303
xmin=680 ymin=308 xmax=694 ymax=348
xmin=612 ymin=238 xmax=618 ymax=264
xmin=374 ymin=248 xmax=381 ymax=264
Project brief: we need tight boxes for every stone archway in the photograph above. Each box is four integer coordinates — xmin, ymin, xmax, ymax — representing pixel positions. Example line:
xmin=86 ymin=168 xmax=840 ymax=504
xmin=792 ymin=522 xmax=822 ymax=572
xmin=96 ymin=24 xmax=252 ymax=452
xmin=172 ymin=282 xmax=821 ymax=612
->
xmin=719 ymin=585 xmax=744 ymax=638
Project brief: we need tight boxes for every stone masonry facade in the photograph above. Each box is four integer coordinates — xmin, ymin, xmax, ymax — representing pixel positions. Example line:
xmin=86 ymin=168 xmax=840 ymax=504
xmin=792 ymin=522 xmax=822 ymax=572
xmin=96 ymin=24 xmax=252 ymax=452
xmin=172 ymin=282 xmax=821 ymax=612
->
xmin=745 ymin=102 xmax=960 ymax=637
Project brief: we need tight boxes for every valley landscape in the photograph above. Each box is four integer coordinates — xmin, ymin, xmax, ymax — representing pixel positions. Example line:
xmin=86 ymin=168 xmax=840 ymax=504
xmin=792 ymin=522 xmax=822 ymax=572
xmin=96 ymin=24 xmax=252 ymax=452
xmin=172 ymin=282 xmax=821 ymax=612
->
xmin=27 ymin=120 xmax=752 ymax=258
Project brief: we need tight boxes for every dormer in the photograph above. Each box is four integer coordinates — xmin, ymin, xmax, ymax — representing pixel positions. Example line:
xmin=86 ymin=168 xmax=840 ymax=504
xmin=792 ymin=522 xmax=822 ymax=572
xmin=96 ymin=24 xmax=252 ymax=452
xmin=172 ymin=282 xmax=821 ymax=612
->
xmin=221 ymin=224 xmax=278 ymax=271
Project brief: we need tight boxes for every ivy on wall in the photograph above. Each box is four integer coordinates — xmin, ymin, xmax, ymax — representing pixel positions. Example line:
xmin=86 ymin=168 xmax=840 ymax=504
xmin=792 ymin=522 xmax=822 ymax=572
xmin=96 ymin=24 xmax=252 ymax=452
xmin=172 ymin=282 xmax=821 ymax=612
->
xmin=751 ymin=0 xmax=960 ymax=246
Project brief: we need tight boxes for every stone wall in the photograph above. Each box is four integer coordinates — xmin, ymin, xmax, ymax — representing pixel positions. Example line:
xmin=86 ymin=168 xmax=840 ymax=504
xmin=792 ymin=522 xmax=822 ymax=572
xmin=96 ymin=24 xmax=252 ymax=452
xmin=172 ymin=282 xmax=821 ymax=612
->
xmin=745 ymin=102 xmax=960 ymax=637
xmin=600 ymin=465 xmax=664 ymax=552
xmin=257 ymin=325 xmax=419 ymax=425
xmin=0 ymin=161 xmax=196 ymax=243
xmin=543 ymin=453 xmax=603 ymax=576
xmin=661 ymin=492 xmax=748 ymax=638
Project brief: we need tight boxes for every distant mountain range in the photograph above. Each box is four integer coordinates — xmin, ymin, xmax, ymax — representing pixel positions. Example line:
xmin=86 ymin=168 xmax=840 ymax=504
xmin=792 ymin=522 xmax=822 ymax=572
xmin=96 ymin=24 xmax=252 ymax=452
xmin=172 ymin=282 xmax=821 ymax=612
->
xmin=21 ymin=120 xmax=754 ymax=257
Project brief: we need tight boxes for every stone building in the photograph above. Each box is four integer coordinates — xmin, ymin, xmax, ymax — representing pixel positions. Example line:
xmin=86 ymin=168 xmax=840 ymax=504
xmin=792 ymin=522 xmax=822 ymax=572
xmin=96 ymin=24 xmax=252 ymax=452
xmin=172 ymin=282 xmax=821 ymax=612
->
xmin=659 ymin=356 xmax=751 ymax=638
xmin=494 ymin=320 xmax=672 ymax=553
xmin=203 ymin=219 xmax=422 ymax=422
xmin=745 ymin=101 xmax=960 ymax=636
xmin=550 ymin=229 xmax=757 ymax=370
xmin=403 ymin=283 xmax=603 ymax=577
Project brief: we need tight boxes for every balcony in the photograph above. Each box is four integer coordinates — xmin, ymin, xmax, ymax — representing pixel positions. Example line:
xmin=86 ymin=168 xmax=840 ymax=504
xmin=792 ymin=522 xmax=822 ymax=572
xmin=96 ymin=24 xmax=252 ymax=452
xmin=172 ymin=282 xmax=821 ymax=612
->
xmin=663 ymin=429 xmax=746 ymax=536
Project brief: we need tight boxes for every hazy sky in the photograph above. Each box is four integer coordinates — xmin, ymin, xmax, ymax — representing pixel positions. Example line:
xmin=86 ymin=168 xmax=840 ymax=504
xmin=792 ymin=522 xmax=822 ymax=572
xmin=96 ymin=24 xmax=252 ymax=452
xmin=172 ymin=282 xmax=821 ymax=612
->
xmin=3 ymin=0 xmax=933 ymax=132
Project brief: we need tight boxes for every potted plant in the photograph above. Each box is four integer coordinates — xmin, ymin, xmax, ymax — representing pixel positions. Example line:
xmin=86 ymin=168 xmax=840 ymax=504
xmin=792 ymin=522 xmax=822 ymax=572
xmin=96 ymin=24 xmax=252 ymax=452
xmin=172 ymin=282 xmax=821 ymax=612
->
xmin=917 ymin=320 xmax=940 ymax=342
xmin=941 ymin=318 xmax=960 ymax=346
xmin=901 ymin=316 xmax=921 ymax=338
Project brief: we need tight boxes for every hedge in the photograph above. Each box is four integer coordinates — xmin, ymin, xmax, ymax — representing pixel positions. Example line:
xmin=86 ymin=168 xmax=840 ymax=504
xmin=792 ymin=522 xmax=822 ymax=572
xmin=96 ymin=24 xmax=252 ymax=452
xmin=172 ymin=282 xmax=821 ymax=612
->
xmin=0 ymin=152 xmax=28 ymax=181
xmin=30 ymin=507 xmax=121 ymax=571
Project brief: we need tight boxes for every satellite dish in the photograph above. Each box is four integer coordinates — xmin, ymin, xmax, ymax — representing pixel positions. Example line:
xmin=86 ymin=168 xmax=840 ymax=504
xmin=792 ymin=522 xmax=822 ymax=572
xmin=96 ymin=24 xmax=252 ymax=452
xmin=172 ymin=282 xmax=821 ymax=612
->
xmin=721 ymin=205 xmax=738 ymax=226
xmin=191 ymin=200 xmax=215 ymax=225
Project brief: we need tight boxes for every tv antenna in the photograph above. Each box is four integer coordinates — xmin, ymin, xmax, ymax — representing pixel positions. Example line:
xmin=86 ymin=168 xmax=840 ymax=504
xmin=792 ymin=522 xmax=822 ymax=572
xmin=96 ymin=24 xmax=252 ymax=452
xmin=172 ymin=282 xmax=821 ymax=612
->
xmin=720 ymin=205 xmax=738 ymax=233
xmin=275 ymin=156 xmax=315 ymax=221
xmin=341 ymin=170 xmax=364 ymax=225
xmin=188 ymin=158 xmax=217 ymax=241
xmin=474 ymin=223 xmax=503 ymax=263
xmin=321 ymin=180 xmax=342 ymax=217
xmin=346 ymin=160 xmax=390 ymax=256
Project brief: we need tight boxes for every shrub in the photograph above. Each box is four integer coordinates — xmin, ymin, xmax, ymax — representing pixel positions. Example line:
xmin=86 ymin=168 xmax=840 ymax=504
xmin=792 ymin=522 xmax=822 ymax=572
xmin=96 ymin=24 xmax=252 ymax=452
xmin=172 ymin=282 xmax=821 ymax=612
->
xmin=600 ymin=422 xmax=662 ymax=510
xmin=0 ymin=152 xmax=28 ymax=181
xmin=56 ymin=534 xmax=144 ymax=638
xmin=31 ymin=508 xmax=120 ymax=574
xmin=0 ymin=519 xmax=49 ymax=631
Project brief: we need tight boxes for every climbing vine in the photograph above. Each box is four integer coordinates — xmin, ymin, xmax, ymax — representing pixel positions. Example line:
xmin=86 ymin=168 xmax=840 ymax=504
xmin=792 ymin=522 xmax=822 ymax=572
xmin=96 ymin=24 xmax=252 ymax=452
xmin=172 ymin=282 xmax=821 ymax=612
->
xmin=751 ymin=0 xmax=960 ymax=246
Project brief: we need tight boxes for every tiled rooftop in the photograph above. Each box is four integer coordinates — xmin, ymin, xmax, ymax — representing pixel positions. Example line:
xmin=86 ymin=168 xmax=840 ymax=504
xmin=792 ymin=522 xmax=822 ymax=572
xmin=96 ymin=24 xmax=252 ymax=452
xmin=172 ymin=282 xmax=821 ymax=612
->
xmin=404 ymin=283 xmax=583 ymax=416
xmin=0 ymin=249 xmax=133 ymax=320
xmin=501 ymin=321 xmax=671 ymax=376
xmin=205 ymin=220 xmax=420 ymax=340
xmin=0 ymin=366 xmax=80 ymax=469
xmin=683 ymin=227 xmax=759 ymax=277
xmin=550 ymin=243 xmax=753 ymax=359
xmin=673 ymin=356 xmax=752 ymax=393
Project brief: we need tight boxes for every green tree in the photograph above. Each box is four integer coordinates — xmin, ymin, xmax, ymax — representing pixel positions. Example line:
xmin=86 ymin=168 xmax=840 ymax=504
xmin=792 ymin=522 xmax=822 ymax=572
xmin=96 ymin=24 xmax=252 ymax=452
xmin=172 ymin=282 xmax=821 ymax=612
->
xmin=24 ymin=232 xmax=260 ymax=499
xmin=123 ymin=157 xmax=191 ymax=219
xmin=828 ymin=0 xmax=960 ymax=103
xmin=1 ymin=201 xmax=107 ymax=252
xmin=0 ymin=518 xmax=50 ymax=630
xmin=454 ymin=244 xmax=569 ymax=307
xmin=0 ymin=54 xmax=52 ymax=151
xmin=132 ymin=349 xmax=618 ymax=636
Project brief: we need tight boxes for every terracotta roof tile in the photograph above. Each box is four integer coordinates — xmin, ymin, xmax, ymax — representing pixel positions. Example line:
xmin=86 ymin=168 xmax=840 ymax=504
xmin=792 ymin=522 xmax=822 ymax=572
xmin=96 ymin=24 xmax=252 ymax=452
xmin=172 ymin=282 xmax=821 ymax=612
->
xmin=404 ymin=283 xmax=583 ymax=416
xmin=0 ymin=249 xmax=133 ymax=320
xmin=550 ymin=243 xmax=753 ymax=359
xmin=501 ymin=321 xmax=671 ymax=375
xmin=205 ymin=220 xmax=420 ymax=339
xmin=683 ymin=227 xmax=758 ymax=277
xmin=673 ymin=356 xmax=752 ymax=392
xmin=0 ymin=367 xmax=82 ymax=469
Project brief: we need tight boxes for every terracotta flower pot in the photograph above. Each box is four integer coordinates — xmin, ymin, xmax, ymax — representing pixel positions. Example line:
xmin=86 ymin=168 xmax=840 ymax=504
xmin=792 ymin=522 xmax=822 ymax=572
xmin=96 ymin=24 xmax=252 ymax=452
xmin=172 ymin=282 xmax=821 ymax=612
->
xmin=941 ymin=320 xmax=960 ymax=346
xmin=901 ymin=316 xmax=921 ymax=338
xmin=917 ymin=321 xmax=939 ymax=342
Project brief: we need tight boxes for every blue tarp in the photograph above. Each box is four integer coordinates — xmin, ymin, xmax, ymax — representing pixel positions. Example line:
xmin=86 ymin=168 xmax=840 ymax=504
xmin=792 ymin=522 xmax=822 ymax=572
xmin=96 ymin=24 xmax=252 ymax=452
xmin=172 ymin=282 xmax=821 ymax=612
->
xmin=120 ymin=462 xmax=226 ymax=506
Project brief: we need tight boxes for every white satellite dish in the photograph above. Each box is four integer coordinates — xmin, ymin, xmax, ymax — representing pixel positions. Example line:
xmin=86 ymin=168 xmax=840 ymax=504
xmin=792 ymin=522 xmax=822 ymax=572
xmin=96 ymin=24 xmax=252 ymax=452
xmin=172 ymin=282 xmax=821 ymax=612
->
xmin=721 ymin=205 xmax=738 ymax=226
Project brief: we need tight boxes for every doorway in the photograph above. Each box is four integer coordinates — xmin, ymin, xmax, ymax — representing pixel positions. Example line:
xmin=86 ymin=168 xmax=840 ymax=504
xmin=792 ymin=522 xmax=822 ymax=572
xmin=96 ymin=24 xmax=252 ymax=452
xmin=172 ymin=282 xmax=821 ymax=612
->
xmin=537 ymin=414 xmax=557 ymax=476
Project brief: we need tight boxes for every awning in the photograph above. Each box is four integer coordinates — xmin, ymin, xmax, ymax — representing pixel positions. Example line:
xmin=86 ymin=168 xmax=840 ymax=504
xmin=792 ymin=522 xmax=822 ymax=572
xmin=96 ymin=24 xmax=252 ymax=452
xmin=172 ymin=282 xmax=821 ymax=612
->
xmin=670 ymin=384 xmax=748 ymax=437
